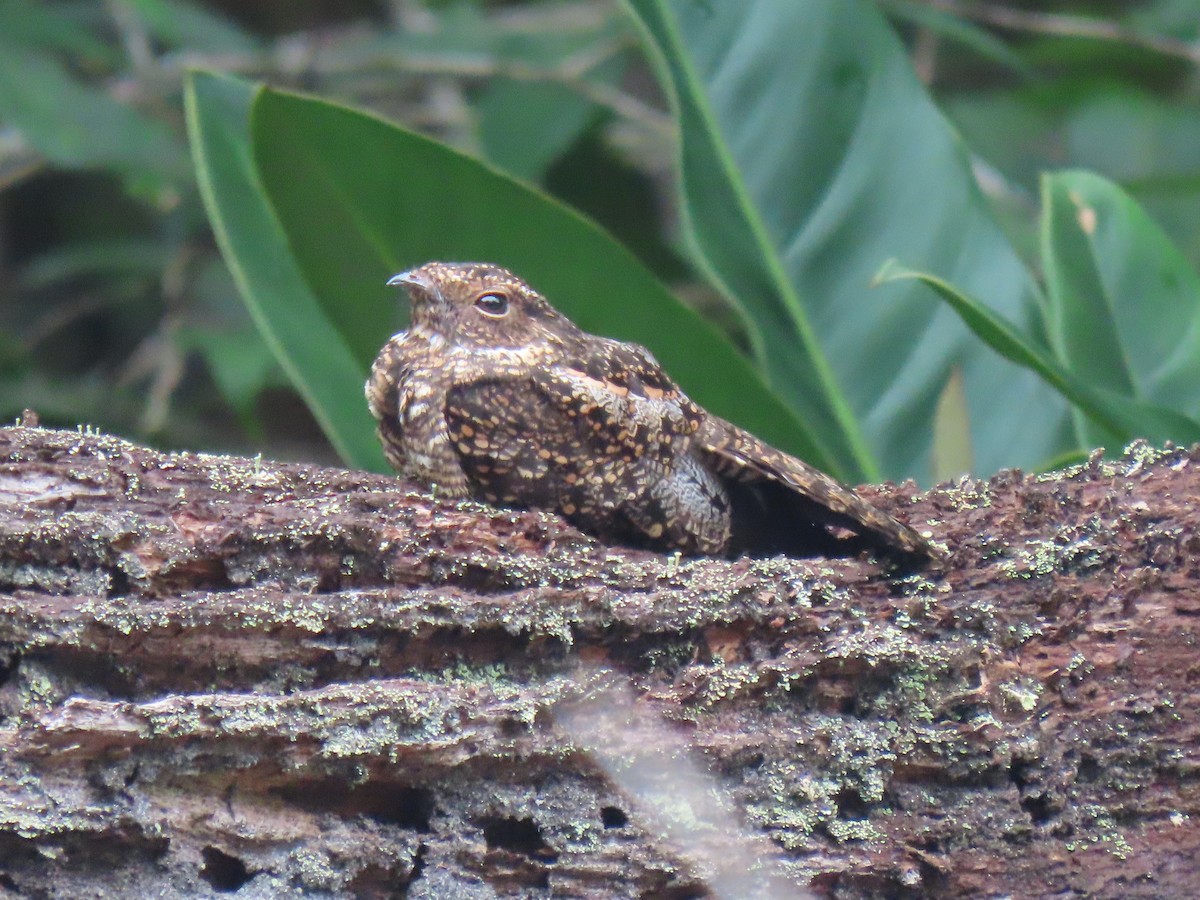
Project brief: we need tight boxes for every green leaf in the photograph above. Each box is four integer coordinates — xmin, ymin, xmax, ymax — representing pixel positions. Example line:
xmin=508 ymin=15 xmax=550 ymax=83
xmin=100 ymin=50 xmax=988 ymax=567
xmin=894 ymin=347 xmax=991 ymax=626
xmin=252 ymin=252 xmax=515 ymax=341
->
xmin=877 ymin=261 xmax=1200 ymax=447
xmin=0 ymin=0 xmax=116 ymax=63
xmin=184 ymin=70 xmax=387 ymax=471
xmin=877 ymin=0 xmax=1036 ymax=78
xmin=1044 ymin=169 xmax=1200 ymax=421
xmin=0 ymin=41 xmax=182 ymax=180
xmin=248 ymin=85 xmax=826 ymax=469
xmin=1062 ymin=88 xmax=1200 ymax=275
xmin=476 ymin=16 xmax=629 ymax=182
xmin=477 ymin=58 xmax=622 ymax=184
xmin=622 ymin=0 xmax=871 ymax=482
xmin=931 ymin=367 xmax=972 ymax=482
xmin=1041 ymin=172 xmax=1135 ymax=448
xmin=19 ymin=239 xmax=172 ymax=289
xmin=180 ymin=324 xmax=284 ymax=421
xmin=622 ymin=0 xmax=1072 ymax=483
xmin=125 ymin=0 xmax=258 ymax=54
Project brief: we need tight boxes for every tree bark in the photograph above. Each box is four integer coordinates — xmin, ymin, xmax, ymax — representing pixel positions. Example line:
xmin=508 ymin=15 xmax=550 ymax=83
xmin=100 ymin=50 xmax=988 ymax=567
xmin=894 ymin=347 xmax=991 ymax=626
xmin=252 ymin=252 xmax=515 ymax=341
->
xmin=0 ymin=425 xmax=1197 ymax=898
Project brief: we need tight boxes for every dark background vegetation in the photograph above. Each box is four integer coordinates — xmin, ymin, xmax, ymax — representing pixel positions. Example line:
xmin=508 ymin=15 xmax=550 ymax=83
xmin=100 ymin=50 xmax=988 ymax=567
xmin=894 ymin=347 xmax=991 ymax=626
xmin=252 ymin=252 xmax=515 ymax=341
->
xmin=1 ymin=0 xmax=1197 ymax=472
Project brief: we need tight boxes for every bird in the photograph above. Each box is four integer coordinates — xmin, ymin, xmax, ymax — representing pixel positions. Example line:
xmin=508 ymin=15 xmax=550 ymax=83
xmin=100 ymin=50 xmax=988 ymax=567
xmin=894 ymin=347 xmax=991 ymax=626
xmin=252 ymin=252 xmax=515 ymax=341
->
xmin=366 ymin=262 xmax=934 ymax=561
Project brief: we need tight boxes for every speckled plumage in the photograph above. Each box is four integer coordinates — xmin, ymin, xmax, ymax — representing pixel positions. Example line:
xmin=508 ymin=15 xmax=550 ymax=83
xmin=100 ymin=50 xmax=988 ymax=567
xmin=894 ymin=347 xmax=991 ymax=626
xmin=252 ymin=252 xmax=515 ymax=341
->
xmin=366 ymin=262 xmax=933 ymax=559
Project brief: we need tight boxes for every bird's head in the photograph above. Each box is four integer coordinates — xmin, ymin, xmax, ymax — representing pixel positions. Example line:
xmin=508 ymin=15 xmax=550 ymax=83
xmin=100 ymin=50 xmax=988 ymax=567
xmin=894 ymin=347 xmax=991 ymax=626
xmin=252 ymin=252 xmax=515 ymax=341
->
xmin=388 ymin=262 xmax=576 ymax=350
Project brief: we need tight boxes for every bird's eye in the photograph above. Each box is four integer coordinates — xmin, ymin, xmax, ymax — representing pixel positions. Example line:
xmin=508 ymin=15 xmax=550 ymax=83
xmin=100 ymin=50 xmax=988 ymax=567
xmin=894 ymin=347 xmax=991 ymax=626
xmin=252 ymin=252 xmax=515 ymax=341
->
xmin=474 ymin=291 xmax=510 ymax=317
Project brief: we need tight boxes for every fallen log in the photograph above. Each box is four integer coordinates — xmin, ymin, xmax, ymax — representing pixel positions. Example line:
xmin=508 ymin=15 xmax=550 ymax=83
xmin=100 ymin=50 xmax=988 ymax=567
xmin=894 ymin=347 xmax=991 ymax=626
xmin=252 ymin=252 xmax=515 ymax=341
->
xmin=0 ymin=425 xmax=1197 ymax=897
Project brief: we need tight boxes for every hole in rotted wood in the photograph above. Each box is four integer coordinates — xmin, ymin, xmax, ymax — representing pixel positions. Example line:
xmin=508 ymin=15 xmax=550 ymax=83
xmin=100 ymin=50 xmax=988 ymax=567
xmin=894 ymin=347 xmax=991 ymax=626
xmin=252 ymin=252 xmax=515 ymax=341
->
xmin=0 ymin=873 xmax=18 ymax=892
xmin=275 ymin=780 xmax=435 ymax=832
xmin=498 ymin=714 xmax=532 ymax=737
xmin=347 ymin=844 xmax=427 ymax=898
xmin=1076 ymin=754 xmax=1101 ymax=783
xmin=0 ymin=652 xmax=16 ymax=689
xmin=639 ymin=884 xmax=709 ymax=900
xmin=368 ymin=785 xmax=436 ymax=831
xmin=346 ymin=865 xmax=408 ymax=899
xmin=1020 ymin=792 xmax=1055 ymax=825
xmin=159 ymin=557 xmax=233 ymax=593
xmin=45 ymin=648 xmax=137 ymax=699
xmin=481 ymin=816 xmax=556 ymax=861
xmin=0 ymin=834 xmax=38 ymax=875
xmin=834 ymin=787 xmax=870 ymax=820
xmin=1009 ymin=759 xmax=1055 ymax=825
xmin=1009 ymin=757 xmax=1032 ymax=789
xmin=410 ymin=843 xmax=427 ymax=882
xmin=200 ymin=846 xmax=254 ymax=892
xmin=600 ymin=805 xmax=628 ymax=829
xmin=105 ymin=564 xmax=132 ymax=597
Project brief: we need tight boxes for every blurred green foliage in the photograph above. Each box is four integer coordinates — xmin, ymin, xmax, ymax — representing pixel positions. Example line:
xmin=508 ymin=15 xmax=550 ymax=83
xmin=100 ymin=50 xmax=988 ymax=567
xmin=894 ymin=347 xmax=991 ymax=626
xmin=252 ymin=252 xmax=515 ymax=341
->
xmin=2 ymin=0 xmax=1199 ymax=482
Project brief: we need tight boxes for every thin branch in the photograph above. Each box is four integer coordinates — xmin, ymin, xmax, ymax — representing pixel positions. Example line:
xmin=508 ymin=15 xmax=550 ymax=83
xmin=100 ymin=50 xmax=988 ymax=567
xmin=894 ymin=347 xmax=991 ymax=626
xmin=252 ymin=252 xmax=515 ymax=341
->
xmin=930 ymin=0 xmax=1200 ymax=64
xmin=161 ymin=31 xmax=671 ymax=138
xmin=436 ymin=49 xmax=670 ymax=136
xmin=105 ymin=0 xmax=156 ymax=73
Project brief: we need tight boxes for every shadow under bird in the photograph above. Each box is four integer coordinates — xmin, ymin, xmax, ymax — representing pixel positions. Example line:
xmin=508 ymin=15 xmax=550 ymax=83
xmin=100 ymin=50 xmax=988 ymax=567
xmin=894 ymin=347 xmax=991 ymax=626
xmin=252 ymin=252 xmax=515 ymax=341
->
xmin=367 ymin=262 xmax=934 ymax=561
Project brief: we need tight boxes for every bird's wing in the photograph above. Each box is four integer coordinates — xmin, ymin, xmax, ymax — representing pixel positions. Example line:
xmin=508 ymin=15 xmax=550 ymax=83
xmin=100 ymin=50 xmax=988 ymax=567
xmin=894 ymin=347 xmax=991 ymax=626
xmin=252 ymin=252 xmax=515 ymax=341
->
xmin=695 ymin=414 xmax=935 ymax=559
xmin=442 ymin=340 xmax=701 ymax=513
xmin=533 ymin=338 xmax=704 ymax=458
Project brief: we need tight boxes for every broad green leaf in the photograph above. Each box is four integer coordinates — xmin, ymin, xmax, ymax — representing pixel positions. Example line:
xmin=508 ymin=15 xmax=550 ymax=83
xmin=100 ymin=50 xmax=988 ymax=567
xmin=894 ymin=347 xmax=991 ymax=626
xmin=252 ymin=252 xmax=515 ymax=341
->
xmin=1060 ymin=88 xmax=1200 ymax=293
xmin=1045 ymin=170 xmax=1200 ymax=418
xmin=942 ymin=90 xmax=1056 ymax=190
xmin=184 ymin=71 xmax=386 ymax=471
xmin=623 ymin=0 xmax=1072 ymax=483
xmin=877 ymin=261 xmax=1200 ymax=447
xmin=477 ymin=79 xmax=594 ymax=181
xmin=0 ymin=41 xmax=182 ymax=180
xmin=477 ymin=52 xmax=626 ymax=184
xmin=476 ymin=16 xmax=629 ymax=181
xmin=948 ymin=86 xmax=1200 ymax=275
xmin=248 ymin=86 xmax=827 ymax=469
xmin=1041 ymin=172 xmax=1134 ymax=448
xmin=622 ymin=0 xmax=871 ymax=482
xmin=0 ymin=0 xmax=115 ymax=63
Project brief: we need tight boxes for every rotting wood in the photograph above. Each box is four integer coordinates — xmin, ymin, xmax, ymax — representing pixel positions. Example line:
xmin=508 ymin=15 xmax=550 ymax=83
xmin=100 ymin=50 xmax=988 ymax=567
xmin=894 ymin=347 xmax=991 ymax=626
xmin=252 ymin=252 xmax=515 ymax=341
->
xmin=0 ymin=425 xmax=1197 ymax=898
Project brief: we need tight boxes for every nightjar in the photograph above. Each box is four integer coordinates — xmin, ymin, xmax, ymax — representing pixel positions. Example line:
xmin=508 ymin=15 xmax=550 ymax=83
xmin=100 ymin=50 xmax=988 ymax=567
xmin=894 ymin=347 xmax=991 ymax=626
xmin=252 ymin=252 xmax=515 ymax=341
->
xmin=366 ymin=262 xmax=934 ymax=560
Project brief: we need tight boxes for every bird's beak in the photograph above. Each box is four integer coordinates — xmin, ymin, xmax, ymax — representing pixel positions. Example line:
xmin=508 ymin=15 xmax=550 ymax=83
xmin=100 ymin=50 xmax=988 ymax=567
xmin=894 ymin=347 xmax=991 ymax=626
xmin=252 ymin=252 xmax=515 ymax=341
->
xmin=387 ymin=269 xmax=431 ymax=290
xmin=388 ymin=269 xmax=445 ymax=308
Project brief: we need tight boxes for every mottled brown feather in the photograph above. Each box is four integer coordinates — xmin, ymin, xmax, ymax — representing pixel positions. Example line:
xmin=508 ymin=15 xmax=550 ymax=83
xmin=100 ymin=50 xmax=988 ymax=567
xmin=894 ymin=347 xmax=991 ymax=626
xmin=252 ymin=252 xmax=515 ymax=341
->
xmin=696 ymin=415 xmax=932 ymax=558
